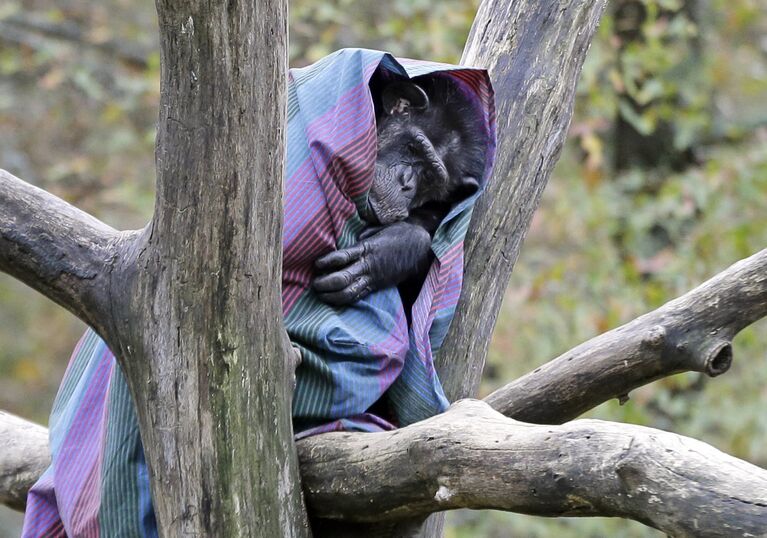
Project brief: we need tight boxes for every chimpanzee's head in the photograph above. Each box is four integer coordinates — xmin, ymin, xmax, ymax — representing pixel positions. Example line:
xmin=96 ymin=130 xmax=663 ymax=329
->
xmin=364 ymin=75 xmax=488 ymax=225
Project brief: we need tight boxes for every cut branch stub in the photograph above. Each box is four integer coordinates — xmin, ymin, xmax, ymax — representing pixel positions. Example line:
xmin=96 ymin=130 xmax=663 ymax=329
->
xmin=704 ymin=340 xmax=733 ymax=376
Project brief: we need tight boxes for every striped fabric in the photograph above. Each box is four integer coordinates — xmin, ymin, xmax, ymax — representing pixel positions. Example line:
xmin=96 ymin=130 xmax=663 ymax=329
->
xmin=22 ymin=49 xmax=495 ymax=536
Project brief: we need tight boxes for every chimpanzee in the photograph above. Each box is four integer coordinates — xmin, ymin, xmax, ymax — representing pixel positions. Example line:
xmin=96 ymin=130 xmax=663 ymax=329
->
xmin=312 ymin=74 xmax=488 ymax=307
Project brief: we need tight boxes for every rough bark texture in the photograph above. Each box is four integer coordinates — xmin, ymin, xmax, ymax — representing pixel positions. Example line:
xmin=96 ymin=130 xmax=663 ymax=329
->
xmin=298 ymin=400 xmax=767 ymax=537
xmin=0 ymin=412 xmax=50 ymax=512
xmin=3 ymin=0 xmax=309 ymax=535
xmin=435 ymin=0 xmax=609 ymax=402
xmin=94 ymin=1 xmax=309 ymax=535
xmin=486 ymin=248 xmax=767 ymax=423
xmin=0 ymin=169 xmax=122 ymax=338
xmin=6 ymin=398 xmax=767 ymax=536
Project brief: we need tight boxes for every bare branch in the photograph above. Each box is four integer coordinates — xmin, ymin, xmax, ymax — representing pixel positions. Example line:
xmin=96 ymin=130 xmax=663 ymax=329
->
xmin=6 ymin=401 xmax=767 ymax=537
xmin=485 ymin=248 xmax=767 ymax=424
xmin=0 ymin=412 xmax=49 ymax=511
xmin=0 ymin=13 xmax=151 ymax=69
xmin=299 ymin=400 xmax=767 ymax=537
xmin=0 ymin=169 xmax=122 ymax=335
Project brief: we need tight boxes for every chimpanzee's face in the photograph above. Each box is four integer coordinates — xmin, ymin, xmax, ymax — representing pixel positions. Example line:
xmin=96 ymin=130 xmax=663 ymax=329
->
xmin=364 ymin=79 xmax=482 ymax=226
xmin=368 ymin=116 xmax=452 ymax=224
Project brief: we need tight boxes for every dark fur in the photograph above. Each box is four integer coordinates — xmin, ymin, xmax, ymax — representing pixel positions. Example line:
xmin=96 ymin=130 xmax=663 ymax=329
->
xmin=313 ymin=74 xmax=488 ymax=307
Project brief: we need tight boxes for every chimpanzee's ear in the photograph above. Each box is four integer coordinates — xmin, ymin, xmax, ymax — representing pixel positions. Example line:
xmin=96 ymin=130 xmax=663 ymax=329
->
xmin=382 ymin=82 xmax=430 ymax=116
xmin=455 ymin=176 xmax=480 ymax=199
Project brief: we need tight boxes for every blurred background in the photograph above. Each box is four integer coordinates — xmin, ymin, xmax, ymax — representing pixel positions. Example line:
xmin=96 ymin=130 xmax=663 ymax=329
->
xmin=1 ymin=0 xmax=766 ymax=535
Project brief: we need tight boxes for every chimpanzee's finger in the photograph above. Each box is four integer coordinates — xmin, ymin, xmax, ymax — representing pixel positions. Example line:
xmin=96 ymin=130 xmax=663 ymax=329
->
xmin=314 ymin=244 xmax=365 ymax=272
xmin=316 ymin=276 xmax=373 ymax=306
xmin=312 ymin=260 xmax=367 ymax=292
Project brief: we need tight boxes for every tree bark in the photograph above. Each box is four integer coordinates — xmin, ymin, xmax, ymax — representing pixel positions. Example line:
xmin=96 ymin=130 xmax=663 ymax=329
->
xmin=417 ymin=1 xmax=608 ymax=535
xmin=436 ymin=0 xmax=609 ymax=401
xmin=99 ymin=0 xmax=309 ymax=535
xmin=0 ymin=412 xmax=50 ymax=512
xmin=1 ymin=0 xmax=309 ymax=535
xmin=0 ymin=169 xmax=122 ymax=338
xmin=5 ymin=400 xmax=767 ymax=537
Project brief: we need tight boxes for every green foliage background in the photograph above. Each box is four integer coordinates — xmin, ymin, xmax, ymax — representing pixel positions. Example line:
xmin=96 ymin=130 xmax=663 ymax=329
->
xmin=0 ymin=0 xmax=765 ymax=535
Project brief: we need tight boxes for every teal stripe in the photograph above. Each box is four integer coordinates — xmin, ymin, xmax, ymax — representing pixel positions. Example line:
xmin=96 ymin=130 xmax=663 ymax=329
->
xmin=51 ymin=329 xmax=100 ymax=417
xmin=287 ymin=81 xmax=300 ymax=121
xmin=293 ymin=348 xmax=333 ymax=418
xmin=100 ymin=365 xmax=142 ymax=536
xmin=433 ymin=208 xmax=473 ymax=258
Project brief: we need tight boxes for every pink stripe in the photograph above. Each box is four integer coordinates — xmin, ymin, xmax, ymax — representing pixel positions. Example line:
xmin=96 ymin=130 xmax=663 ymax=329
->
xmin=55 ymin=347 xmax=113 ymax=529
xmin=370 ymin=307 xmax=409 ymax=391
xmin=70 ymin=457 xmax=102 ymax=537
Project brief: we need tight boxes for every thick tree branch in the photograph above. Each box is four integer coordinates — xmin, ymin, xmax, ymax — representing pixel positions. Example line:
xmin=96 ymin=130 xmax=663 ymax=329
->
xmin=485 ymin=248 xmax=767 ymax=424
xmin=6 ymin=400 xmax=767 ymax=537
xmin=0 ymin=169 xmax=123 ymax=336
xmin=0 ymin=412 xmax=49 ymax=512
xmin=298 ymin=400 xmax=767 ymax=537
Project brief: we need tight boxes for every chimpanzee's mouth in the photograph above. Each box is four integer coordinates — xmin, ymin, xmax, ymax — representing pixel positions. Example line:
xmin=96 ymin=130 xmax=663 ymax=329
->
xmin=361 ymin=198 xmax=380 ymax=225
xmin=364 ymin=194 xmax=409 ymax=225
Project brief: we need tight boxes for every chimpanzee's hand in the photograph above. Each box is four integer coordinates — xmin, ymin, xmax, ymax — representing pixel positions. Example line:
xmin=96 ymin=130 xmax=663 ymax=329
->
xmin=312 ymin=221 xmax=433 ymax=306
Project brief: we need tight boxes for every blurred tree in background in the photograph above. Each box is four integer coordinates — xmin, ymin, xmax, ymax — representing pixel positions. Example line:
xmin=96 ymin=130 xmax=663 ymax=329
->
xmin=1 ymin=0 xmax=765 ymax=535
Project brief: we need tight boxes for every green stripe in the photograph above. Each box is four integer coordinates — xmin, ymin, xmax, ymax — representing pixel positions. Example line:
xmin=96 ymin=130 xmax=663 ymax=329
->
xmin=100 ymin=365 xmax=142 ymax=535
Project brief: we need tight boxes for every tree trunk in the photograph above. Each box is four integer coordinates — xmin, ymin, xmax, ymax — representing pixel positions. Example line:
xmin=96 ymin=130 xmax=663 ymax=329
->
xmin=438 ymin=0 xmax=608 ymax=401
xmin=104 ymin=1 xmax=309 ymax=535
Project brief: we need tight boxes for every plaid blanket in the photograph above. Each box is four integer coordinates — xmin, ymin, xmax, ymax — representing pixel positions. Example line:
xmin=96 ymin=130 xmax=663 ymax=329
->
xmin=22 ymin=49 xmax=495 ymax=537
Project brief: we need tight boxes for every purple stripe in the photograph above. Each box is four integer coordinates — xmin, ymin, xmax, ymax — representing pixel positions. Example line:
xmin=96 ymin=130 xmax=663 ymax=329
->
xmin=54 ymin=346 xmax=113 ymax=529
xmin=21 ymin=468 xmax=65 ymax=538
